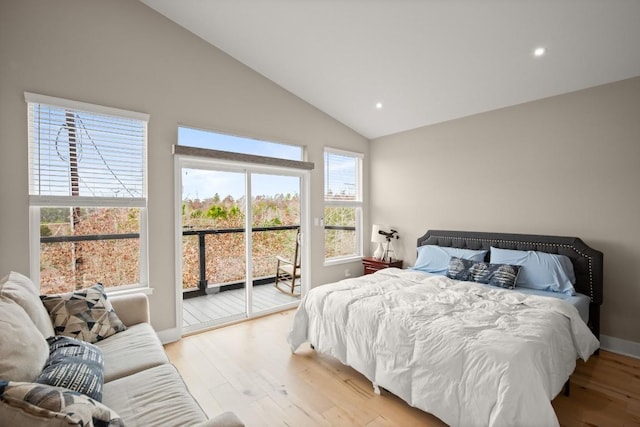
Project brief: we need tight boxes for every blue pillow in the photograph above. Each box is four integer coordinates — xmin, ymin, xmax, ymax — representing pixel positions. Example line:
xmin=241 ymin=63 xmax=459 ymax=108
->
xmin=411 ymin=245 xmax=488 ymax=275
xmin=35 ymin=336 xmax=104 ymax=401
xmin=489 ymin=247 xmax=576 ymax=295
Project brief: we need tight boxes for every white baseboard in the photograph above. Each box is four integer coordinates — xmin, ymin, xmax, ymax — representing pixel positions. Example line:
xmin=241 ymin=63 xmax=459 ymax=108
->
xmin=600 ymin=334 xmax=640 ymax=359
xmin=156 ymin=327 xmax=181 ymax=344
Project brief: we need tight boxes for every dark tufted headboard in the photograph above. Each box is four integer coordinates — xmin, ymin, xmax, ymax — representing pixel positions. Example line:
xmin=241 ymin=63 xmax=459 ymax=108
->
xmin=417 ymin=230 xmax=604 ymax=339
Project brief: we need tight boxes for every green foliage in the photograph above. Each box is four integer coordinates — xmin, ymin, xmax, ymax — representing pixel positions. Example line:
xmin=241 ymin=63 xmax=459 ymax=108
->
xmin=262 ymin=217 xmax=282 ymax=227
xmin=40 ymin=224 xmax=52 ymax=237
xmin=324 ymin=206 xmax=355 ymax=226
xmin=41 ymin=207 xmax=69 ymax=223
xmin=206 ymin=205 xmax=228 ymax=220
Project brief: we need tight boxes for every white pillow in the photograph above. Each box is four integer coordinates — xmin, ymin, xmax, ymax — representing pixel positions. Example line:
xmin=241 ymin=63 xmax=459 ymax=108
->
xmin=0 ymin=271 xmax=55 ymax=338
xmin=0 ymin=298 xmax=49 ymax=382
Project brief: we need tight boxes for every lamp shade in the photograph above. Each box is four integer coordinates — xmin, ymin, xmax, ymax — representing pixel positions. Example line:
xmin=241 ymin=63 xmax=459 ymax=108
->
xmin=371 ymin=224 xmax=388 ymax=243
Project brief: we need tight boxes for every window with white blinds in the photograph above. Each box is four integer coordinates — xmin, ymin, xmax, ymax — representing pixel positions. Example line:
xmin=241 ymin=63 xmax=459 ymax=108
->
xmin=324 ymin=150 xmax=361 ymax=201
xmin=26 ymin=92 xmax=148 ymax=207
xmin=324 ymin=147 xmax=363 ymax=263
xmin=25 ymin=93 xmax=149 ymax=293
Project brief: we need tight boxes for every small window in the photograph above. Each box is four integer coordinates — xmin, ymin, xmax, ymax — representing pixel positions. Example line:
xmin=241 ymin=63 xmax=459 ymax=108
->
xmin=178 ymin=126 xmax=303 ymax=161
xmin=26 ymin=92 xmax=148 ymax=294
xmin=324 ymin=148 xmax=363 ymax=263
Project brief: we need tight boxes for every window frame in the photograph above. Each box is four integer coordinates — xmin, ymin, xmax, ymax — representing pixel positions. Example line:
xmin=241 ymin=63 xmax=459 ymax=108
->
xmin=323 ymin=147 xmax=363 ymax=265
xmin=25 ymin=92 xmax=149 ymax=293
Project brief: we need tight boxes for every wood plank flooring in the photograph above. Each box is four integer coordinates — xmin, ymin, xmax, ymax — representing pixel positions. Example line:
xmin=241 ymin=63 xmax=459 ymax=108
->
xmin=182 ymin=283 xmax=299 ymax=333
xmin=165 ymin=309 xmax=640 ymax=426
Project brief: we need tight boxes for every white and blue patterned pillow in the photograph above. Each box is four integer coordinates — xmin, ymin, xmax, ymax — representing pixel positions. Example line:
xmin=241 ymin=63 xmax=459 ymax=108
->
xmin=35 ymin=336 xmax=104 ymax=401
xmin=447 ymin=257 xmax=521 ymax=289
xmin=0 ymin=380 xmax=123 ymax=426
xmin=446 ymin=257 xmax=476 ymax=281
xmin=470 ymin=262 xmax=521 ymax=289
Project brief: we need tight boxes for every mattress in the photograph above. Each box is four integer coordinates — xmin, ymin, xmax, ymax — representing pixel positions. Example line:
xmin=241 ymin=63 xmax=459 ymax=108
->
xmin=511 ymin=287 xmax=591 ymax=324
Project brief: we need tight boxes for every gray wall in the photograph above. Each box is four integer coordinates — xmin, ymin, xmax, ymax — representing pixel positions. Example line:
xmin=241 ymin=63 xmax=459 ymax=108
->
xmin=0 ymin=0 xmax=368 ymax=334
xmin=2 ymin=0 xmax=637 ymax=347
xmin=371 ymin=76 xmax=640 ymax=344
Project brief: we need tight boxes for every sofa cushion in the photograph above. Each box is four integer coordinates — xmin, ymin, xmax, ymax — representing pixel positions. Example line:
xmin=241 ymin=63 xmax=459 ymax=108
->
xmin=0 ymin=380 xmax=123 ymax=427
xmin=41 ymin=283 xmax=126 ymax=343
xmin=0 ymin=271 xmax=55 ymax=338
xmin=0 ymin=298 xmax=49 ymax=382
xmin=35 ymin=336 xmax=104 ymax=401
xmin=95 ymin=322 xmax=169 ymax=382
xmin=102 ymin=363 xmax=206 ymax=427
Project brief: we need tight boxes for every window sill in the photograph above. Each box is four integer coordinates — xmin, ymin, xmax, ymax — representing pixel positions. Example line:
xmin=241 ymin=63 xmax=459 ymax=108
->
xmin=107 ymin=285 xmax=153 ymax=297
xmin=324 ymin=255 xmax=362 ymax=267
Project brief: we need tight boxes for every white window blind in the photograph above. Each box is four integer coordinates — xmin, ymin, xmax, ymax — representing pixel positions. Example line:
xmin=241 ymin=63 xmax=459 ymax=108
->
xmin=324 ymin=149 xmax=362 ymax=202
xmin=26 ymin=92 xmax=148 ymax=207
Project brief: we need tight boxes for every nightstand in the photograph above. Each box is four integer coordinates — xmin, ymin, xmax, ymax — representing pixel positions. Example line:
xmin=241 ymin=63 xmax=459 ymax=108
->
xmin=362 ymin=257 xmax=403 ymax=275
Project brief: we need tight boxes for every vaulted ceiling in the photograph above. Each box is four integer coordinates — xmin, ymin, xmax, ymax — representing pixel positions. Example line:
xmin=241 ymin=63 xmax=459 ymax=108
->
xmin=141 ymin=0 xmax=640 ymax=139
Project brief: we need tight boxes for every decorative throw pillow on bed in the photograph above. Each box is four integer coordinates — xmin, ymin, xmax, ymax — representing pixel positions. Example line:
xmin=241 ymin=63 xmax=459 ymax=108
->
xmin=411 ymin=245 xmax=488 ymax=275
xmin=490 ymin=247 xmax=576 ymax=295
xmin=41 ymin=283 xmax=126 ymax=344
xmin=469 ymin=262 xmax=521 ymax=289
xmin=35 ymin=336 xmax=104 ymax=401
xmin=0 ymin=380 xmax=123 ymax=427
xmin=446 ymin=257 xmax=521 ymax=289
xmin=446 ymin=257 xmax=476 ymax=281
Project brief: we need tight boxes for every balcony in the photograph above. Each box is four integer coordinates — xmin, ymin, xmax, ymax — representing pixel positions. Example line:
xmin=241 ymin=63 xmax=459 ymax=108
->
xmin=40 ymin=222 xmax=356 ymax=332
xmin=182 ymin=284 xmax=299 ymax=333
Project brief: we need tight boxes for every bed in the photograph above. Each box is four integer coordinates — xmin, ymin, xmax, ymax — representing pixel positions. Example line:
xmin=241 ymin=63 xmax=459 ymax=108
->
xmin=288 ymin=230 xmax=603 ymax=427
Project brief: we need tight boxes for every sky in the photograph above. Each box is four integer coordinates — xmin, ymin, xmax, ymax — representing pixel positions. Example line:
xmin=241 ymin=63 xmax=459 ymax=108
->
xmin=182 ymin=168 xmax=300 ymax=201
xmin=179 ymin=126 xmax=302 ymax=200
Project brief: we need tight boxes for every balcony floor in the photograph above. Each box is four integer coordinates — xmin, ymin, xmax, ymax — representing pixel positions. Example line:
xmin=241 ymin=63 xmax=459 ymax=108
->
xmin=182 ymin=282 xmax=300 ymax=333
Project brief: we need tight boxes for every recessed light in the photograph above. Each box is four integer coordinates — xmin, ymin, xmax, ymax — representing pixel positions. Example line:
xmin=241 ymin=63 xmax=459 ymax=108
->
xmin=533 ymin=47 xmax=546 ymax=57
xmin=375 ymin=102 xmax=383 ymax=110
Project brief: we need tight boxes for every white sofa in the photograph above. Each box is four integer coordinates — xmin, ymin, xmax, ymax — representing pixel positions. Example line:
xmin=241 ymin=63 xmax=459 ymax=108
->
xmin=0 ymin=272 xmax=243 ymax=427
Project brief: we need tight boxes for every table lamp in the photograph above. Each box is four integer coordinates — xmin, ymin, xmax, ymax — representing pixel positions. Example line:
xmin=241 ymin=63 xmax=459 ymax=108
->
xmin=371 ymin=224 xmax=387 ymax=260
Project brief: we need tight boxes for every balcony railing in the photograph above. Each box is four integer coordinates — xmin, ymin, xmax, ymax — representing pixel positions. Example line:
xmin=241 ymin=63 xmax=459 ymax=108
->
xmin=181 ymin=225 xmax=300 ymax=298
xmin=40 ymin=224 xmax=356 ymax=297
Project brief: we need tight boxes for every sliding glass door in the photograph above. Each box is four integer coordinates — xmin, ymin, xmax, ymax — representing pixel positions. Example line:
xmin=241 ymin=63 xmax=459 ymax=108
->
xmin=180 ymin=168 xmax=247 ymax=329
xmin=178 ymin=160 xmax=306 ymax=333
xmin=251 ymin=173 xmax=301 ymax=313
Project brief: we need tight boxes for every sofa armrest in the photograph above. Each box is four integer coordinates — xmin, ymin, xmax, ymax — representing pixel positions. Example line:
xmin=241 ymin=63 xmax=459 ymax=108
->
xmin=193 ymin=412 xmax=244 ymax=427
xmin=109 ymin=293 xmax=150 ymax=326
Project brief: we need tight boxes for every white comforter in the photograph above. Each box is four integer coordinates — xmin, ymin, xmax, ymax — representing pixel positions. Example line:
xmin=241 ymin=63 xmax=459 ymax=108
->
xmin=288 ymin=268 xmax=599 ymax=427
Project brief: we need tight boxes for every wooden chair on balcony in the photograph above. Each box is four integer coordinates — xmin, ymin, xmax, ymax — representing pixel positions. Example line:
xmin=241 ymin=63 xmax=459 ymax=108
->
xmin=274 ymin=229 xmax=301 ymax=296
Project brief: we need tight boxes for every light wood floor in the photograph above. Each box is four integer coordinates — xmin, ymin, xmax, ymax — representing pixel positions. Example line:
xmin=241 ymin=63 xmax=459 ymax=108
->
xmin=165 ymin=309 xmax=640 ymax=426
